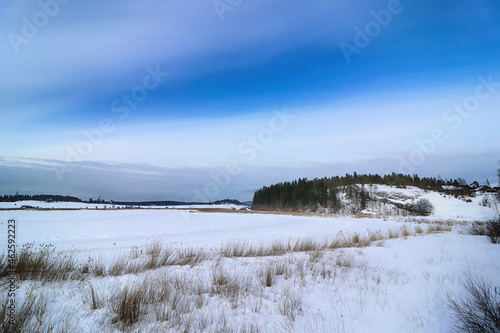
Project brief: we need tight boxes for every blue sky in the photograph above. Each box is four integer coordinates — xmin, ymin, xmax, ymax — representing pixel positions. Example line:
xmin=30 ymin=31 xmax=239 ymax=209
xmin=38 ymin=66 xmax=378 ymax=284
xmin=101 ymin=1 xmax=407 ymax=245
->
xmin=1 ymin=0 xmax=499 ymax=201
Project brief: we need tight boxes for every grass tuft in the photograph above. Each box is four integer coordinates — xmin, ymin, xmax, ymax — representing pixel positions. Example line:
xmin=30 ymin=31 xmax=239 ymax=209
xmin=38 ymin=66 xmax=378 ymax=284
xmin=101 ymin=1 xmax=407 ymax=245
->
xmin=0 ymin=243 xmax=78 ymax=282
xmin=1 ymin=291 xmax=49 ymax=332
xmin=176 ymin=248 xmax=206 ymax=267
xmin=112 ymin=283 xmax=145 ymax=327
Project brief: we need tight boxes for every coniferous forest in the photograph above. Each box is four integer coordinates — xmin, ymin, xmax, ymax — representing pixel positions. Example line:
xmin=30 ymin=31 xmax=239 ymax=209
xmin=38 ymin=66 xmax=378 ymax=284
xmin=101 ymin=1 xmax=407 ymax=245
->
xmin=252 ymin=172 xmax=470 ymax=214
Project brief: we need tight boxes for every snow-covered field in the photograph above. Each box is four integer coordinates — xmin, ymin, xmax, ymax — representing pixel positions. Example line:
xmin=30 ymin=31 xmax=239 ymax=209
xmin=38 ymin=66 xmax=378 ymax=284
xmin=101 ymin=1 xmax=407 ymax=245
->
xmin=0 ymin=200 xmax=247 ymax=211
xmin=0 ymin=190 xmax=499 ymax=332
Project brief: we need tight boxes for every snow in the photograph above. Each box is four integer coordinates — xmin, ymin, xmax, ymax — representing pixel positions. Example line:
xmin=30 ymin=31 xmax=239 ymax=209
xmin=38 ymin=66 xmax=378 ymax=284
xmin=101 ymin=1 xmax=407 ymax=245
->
xmin=0 ymin=200 xmax=117 ymax=209
xmin=0 ymin=200 xmax=248 ymax=211
xmin=0 ymin=189 xmax=499 ymax=332
xmin=0 ymin=208 xmax=408 ymax=256
xmin=165 ymin=204 xmax=248 ymax=210
xmin=372 ymin=185 xmax=497 ymax=220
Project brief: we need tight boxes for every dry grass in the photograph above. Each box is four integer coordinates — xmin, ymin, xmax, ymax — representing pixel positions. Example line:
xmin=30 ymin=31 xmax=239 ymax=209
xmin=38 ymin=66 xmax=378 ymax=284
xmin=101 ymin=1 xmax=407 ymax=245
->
xmin=427 ymin=224 xmax=452 ymax=233
xmin=176 ymin=248 xmax=206 ymax=267
xmin=269 ymin=241 xmax=288 ymax=256
xmin=89 ymin=283 xmax=103 ymax=310
xmin=220 ymin=240 xmax=253 ymax=257
xmin=262 ymin=264 xmax=274 ymax=287
xmin=326 ymin=236 xmax=344 ymax=250
xmin=109 ymin=255 xmax=128 ymax=276
xmin=308 ymin=250 xmax=324 ymax=263
xmin=415 ymin=225 xmax=425 ymax=235
xmin=219 ymin=223 xmax=454 ymax=262
xmin=111 ymin=283 xmax=146 ymax=327
xmin=467 ymin=220 xmax=500 ymax=244
xmin=368 ymin=230 xmax=385 ymax=242
xmin=273 ymin=258 xmax=289 ymax=277
xmin=335 ymin=252 xmax=354 ymax=268
xmin=1 ymin=290 xmax=50 ymax=333
xmin=388 ymin=229 xmax=400 ymax=239
xmin=104 ymin=267 xmax=260 ymax=331
xmin=0 ymin=243 xmax=78 ymax=282
xmin=82 ymin=282 xmax=104 ymax=311
xmin=211 ymin=262 xmax=230 ymax=289
xmin=91 ymin=255 xmax=106 ymax=277
xmin=401 ymin=225 xmax=413 ymax=238
xmin=221 ymin=234 xmax=379 ymax=261
xmin=352 ymin=213 xmax=374 ymax=219
xmin=147 ymin=241 xmax=175 ymax=269
xmin=193 ymin=207 xmax=320 ymax=217
xmin=291 ymin=238 xmax=322 ymax=252
xmin=90 ymin=241 xmax=203 ymax=278
xmin=467 ymin=221 xmax=488 ymax=236
xmin=278 ymin=286 xmax=303 ymax=322
xmin=351 ymin=233 xmax=372 ymax=247
xmin=220 ymin=238 xmax=323 ymax=258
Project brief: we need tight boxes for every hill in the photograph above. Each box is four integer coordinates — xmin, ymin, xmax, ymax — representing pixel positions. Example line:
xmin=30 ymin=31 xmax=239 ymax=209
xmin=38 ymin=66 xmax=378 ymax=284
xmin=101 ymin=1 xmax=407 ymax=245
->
xmin=252 ymin=173 xmax=499 ymax=220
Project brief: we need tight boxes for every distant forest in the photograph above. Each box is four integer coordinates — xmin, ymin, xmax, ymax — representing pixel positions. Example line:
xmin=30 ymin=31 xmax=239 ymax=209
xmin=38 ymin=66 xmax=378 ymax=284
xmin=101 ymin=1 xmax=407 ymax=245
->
xmin=252 ymin=172 xmax=475 ymax=212
xmin=0 ymin=193 xmax=82 ymax=203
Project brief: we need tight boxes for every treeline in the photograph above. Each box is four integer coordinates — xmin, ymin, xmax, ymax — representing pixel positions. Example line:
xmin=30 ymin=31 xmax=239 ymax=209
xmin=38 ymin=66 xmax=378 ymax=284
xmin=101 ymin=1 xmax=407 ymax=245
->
xmin=213 ymin=199 xmax=243 ymax=205
xmin=0 ymin=193 xmax=82 ymax=203
xmin=252 ymin=172 xmax=465 ymax=213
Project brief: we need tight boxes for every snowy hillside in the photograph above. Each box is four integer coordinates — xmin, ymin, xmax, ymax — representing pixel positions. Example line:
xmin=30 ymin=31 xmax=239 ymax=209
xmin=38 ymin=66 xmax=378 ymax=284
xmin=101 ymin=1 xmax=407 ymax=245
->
xmin=368 ymin=185 xmax=498 ymax=221
xmin=253 ymin=177 xmax=500 ymax=221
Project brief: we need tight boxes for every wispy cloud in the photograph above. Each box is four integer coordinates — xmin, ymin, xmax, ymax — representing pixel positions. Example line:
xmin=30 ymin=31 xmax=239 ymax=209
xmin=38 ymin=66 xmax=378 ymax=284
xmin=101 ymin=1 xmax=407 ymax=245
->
xmin=1 ymin=1 xmax=499 ymax=199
